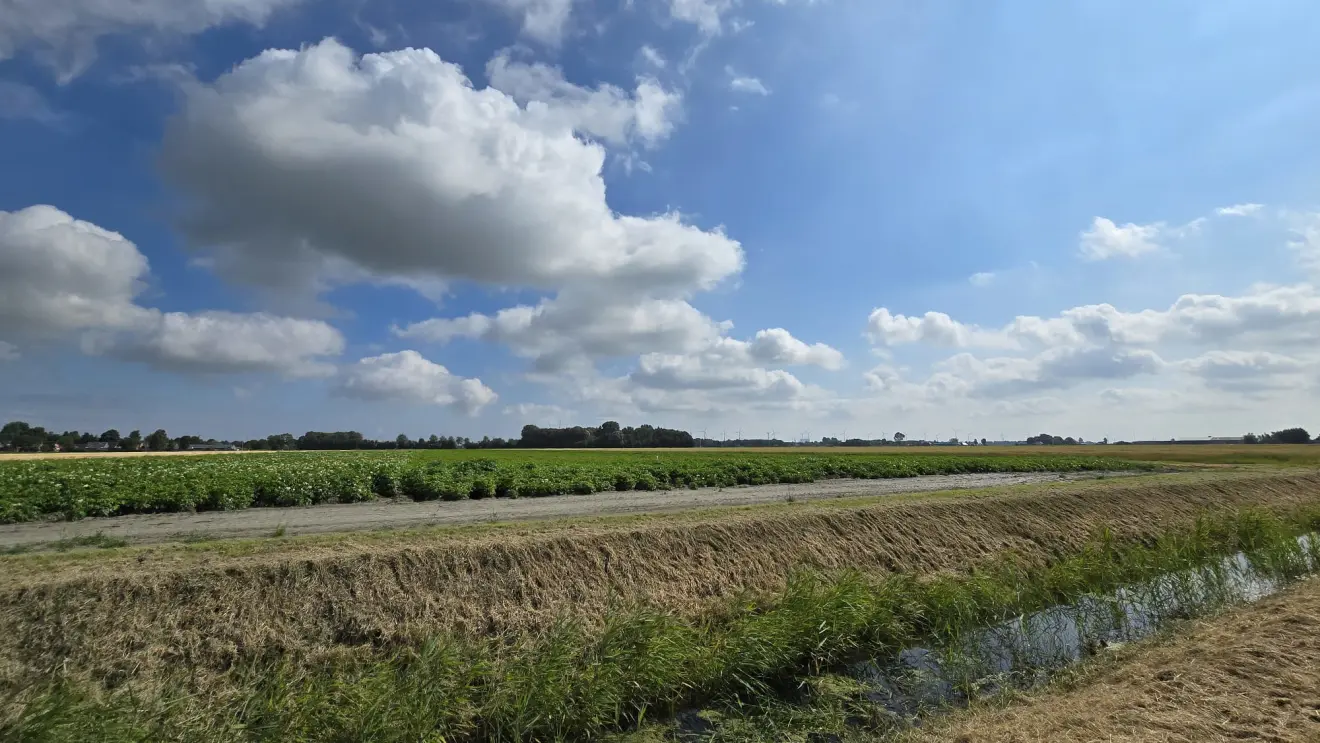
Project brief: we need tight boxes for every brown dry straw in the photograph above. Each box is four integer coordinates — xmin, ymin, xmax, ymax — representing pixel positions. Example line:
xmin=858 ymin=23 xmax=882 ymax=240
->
xmin=1 ymin=471 xmax=1318 ymax=699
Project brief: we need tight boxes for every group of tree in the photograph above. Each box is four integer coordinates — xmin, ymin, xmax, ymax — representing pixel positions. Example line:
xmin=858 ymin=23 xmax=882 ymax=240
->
xmin=0 ymin=422 xmax=180 ymax=453
xmin=246 ymin=432 xmax=523 ymax=451
xmin=1026 ymin=433 xmax=1087 ymax=445
xmin=1243 ymin=428 xmax=1314 ymax=445
xmin=518 ymin=421 xmax=695 ymax=448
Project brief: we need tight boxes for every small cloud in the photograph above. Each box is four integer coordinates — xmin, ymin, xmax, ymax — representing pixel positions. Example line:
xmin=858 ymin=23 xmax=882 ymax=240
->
xmin=0 ymin=341 xmax=18 ymax=360
xmin=503 ymin=402 xmax=573 ymax=424
xmin=1078 ymin=217 xmax=1162 ymax=261
xmin=968 ymin=271 xmax=996 ymax=287
xmin=729 ymin=17 xmax=754 ymax=33
xmin=726 ymin=66 xmax=769 ymax=95
xmin=1216 ymin=203 xmax=1264 ymax=217
xmin=640 ymin=45 xmax=666 ymax=69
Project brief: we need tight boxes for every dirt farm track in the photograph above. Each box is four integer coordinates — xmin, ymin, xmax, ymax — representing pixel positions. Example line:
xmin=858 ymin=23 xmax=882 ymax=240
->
xmin=0 ymin=471 xmax=1116 ymax=549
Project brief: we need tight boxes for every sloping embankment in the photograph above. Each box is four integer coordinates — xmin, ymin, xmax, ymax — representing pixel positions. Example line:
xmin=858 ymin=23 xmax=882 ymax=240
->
xmin=900 ymin=575 xmax=1320 ymax=743
xmin=2 ymin=471 xmax=1318 ymax=695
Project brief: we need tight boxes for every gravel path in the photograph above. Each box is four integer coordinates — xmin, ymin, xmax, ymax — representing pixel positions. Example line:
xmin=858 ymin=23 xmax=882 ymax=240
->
xmin=0 ymin=472 xmax=1119 ymax=549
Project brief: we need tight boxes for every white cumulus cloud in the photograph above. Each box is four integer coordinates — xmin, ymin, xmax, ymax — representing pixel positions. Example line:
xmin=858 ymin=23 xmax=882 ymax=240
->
xmin=0 ymin=204 xmax=346 ymax=378
xmin=1078 ymin=216 xmax=1163 ymax=261
xmin=486 ymin=50 xmax=682 ymax=148
xmin=485 ymin=0 xmax=576 ymax=45
xmin=93 ymin=311 xmax=344 ymax=378
xmin=0 ymin=205 xmax=155 ymax=338
xmin=866 ymin=308 xmax=1019 ymax=349
xmin=160 ymin=39 xmax=736 ymax=299
xmin=339 ymin=350 xmax=497 ymax=414
xmin=0 ymin=0 xmax=301 ymax=81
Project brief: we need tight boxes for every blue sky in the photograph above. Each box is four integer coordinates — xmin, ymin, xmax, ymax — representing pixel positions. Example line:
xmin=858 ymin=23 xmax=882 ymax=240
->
xmin=3 ymin=0 xmax=1320 ymax=442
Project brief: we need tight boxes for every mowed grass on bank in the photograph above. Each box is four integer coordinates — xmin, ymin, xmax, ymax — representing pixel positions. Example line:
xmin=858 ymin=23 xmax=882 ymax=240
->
xmin=8 ymin=501 xmax=1320 ymax=743
xmin=2 ymin=472 xmax=1319 ymax=714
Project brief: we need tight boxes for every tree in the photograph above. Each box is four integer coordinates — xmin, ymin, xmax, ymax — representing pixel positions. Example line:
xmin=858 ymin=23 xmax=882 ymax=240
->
xmin=122 ymin=430 xmax=143 ymax=451
xmin=175 ymin=435 xmax=203 ymax=450
xmin=396 ymin=434 xmax=410 ymax=450
xmin=893 ymin=432 xmax=906 ymax=442
xmin=1267 ymin=427 xmax=1311 ymax=445
xmin=265 ymin=433 xmax=295 ymax=451
xmin=0 ymin=421 xmax=32 ymax=448
xmin=980 ymin=437 xmax=988 ymax=446
xmin=1243 ymin=433 xmax=1260 ymax=444
xmin=597 ymin=421 xmax=623 ymax=448
xmin=10 ymin=424 xmax=45 ymax=451
xmin=146 ymin=429 xmax=170 ymax=451
xmin=99 ymin=429 xmax=121 ymax=443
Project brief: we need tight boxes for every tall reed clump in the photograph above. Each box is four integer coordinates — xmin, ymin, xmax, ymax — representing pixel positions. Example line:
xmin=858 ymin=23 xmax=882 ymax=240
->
xmin=6 ymin=506 xmax=1320 ymax=743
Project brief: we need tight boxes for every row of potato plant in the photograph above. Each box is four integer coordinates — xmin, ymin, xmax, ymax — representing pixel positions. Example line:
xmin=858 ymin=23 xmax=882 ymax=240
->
xmin=0 ymin=451 xmax=1149 ymax=523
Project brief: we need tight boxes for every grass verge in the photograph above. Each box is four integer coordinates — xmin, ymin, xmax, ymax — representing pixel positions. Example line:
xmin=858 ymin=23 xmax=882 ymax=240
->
xmin=0 ymin=533 xmax=129 ymax=556
xmin=2 ymin=472 xmax=1317 ymax=710
xmin=5 ymin=504 xmax=1320 ymax=742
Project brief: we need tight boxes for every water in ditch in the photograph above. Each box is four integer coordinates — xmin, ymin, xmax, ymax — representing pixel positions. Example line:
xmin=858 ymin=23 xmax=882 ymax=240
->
xmin=847 ymin=535 xmax=1317 ymax=722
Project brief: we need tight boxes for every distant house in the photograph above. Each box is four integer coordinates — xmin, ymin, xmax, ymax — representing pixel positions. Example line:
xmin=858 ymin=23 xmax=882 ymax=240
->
xmin=1173 ymin=436 xmax=1244 ymax=444
xmin=80 ymin=442 xmax=114 ymax=452
xmin=188 ymin=443 xmax=239 ymax=451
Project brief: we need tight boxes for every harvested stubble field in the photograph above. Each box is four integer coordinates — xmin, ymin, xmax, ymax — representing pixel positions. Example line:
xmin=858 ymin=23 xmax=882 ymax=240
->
xmin=3 ymin=470 xmax=1320 ymax=729
xmin=897 ymin=575 xmax=1320 ymax=743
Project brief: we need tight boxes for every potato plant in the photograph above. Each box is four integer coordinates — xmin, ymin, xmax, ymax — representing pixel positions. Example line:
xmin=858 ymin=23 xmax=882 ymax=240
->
xmin=0 ymin=451 xmax=1146 ymax=523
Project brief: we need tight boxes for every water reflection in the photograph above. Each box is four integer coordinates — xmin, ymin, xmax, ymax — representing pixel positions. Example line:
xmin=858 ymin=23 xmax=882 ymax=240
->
xmin=848 ymin=536 xmax=1315 ymax=719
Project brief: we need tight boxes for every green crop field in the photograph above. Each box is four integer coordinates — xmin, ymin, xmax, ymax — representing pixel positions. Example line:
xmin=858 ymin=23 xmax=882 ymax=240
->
xmin=0 ymin=450 xmax=1151 ymax=523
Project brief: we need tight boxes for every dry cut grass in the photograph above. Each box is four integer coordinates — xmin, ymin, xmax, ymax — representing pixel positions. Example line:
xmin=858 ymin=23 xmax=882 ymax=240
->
xmin=2 ymin=471 xmax=1320 ymax=702
xmin=901 ymin=577 xmax=1320 ymax=743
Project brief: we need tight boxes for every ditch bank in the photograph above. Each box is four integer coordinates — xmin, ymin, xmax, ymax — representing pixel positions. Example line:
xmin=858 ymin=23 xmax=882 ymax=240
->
xmin=899 ymin=575 xmax=1320 ymax=743
xmin=1 ymin=471 xmax=1318 ymax=702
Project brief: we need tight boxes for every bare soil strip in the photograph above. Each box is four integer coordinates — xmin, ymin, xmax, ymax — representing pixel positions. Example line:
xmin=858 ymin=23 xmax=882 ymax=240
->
xmin=0 ymin=472 xmax=1112 ymax=550
xmin=901 ymin=577 xmax=1320 ymax=743
xmin=2 ymin=471 xmax=1317 ymax=699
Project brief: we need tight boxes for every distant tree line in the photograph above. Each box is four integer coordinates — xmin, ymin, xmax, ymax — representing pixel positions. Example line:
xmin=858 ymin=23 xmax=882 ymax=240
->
xmin=249 ymin=432 xmax=523 ymax=451
xmin=1025 ymin=433 xmax=1088 ymax=445
xmin=0 ymin=422 xmax=178 ymax=453
xmin=1243 ymin=428 xmax=1312 ymax=445
xmin=519 ymin=421 xmax=694 ymax=448
xmin=1 ymin=420 xmax=697 ymax=452
xmin=12 ymin=418 xmax=1313 ymax=454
